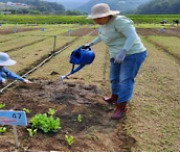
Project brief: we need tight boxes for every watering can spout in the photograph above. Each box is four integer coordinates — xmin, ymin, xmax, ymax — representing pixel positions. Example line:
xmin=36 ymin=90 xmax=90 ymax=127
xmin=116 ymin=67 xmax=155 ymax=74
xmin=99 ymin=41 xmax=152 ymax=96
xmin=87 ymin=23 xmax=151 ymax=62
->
xmin=59 ymin=46 xmax=95 ymax=80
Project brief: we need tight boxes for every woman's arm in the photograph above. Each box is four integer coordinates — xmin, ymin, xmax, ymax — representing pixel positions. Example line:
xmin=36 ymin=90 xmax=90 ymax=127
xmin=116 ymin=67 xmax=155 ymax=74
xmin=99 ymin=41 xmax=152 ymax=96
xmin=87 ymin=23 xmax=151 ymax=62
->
xmin=3 ymin=67 xmax=25 ymax=82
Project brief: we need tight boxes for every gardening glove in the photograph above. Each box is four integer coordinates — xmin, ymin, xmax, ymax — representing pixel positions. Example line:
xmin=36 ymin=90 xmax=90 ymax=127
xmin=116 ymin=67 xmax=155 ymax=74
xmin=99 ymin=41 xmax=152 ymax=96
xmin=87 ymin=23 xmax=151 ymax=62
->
xmin=114 ymin=49 xmax=127 ymax=64
xmin=81 ymin=42 xmax=94 ymax=49
xmin=23 ymin=79 xmax=32 ymax=84
xmin=1 ymin=78 xmax=6 ymax=84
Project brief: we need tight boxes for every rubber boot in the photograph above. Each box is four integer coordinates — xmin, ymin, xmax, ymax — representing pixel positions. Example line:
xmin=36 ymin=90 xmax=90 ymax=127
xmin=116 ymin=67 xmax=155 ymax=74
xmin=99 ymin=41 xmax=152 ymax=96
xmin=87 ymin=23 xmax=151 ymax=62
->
xmin=111 ymin=102 xmax=127 ymax=120
xmin=103 ymin=94 xmax=118 ymax=104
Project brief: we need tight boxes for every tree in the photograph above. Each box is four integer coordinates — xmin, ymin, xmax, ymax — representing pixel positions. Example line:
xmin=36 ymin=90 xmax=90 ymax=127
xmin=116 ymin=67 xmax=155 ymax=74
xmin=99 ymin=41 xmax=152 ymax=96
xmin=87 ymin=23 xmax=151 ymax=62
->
xmin=137 ymin=0 xmax=180 ymax=14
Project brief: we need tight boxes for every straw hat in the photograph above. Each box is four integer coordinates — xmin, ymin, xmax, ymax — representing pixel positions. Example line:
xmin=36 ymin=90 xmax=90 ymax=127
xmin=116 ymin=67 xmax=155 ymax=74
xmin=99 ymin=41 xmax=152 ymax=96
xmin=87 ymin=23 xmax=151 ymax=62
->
xmin=87 ymin=3 xmax=120 ymax=19
xmin=0 ymin=52 xmax=16 ymax=66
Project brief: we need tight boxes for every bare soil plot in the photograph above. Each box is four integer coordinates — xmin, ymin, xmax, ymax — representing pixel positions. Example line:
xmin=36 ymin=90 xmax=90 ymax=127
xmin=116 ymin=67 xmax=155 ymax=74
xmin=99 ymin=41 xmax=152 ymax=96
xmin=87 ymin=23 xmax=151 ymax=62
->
xmin=137 ymin=27 xmax=180 ymax=37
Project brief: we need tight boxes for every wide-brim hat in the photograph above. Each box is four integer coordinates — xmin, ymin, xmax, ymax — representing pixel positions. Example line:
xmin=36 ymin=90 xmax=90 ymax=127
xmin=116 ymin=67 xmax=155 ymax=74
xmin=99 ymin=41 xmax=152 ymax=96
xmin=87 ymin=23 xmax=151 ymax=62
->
xmin=0 ymin=52 xmax=16 ymax=66
xmin=87 ymin=3 xmax=120 ymax=19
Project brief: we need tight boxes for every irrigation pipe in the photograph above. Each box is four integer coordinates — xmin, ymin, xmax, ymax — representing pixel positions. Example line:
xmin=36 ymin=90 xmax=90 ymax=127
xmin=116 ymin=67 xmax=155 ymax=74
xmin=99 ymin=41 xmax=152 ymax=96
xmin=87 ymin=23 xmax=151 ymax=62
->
xmin=0 ymin=29 xmax=95 ymax=94
xmin=0 ymin=45 xmax=70 ymax=94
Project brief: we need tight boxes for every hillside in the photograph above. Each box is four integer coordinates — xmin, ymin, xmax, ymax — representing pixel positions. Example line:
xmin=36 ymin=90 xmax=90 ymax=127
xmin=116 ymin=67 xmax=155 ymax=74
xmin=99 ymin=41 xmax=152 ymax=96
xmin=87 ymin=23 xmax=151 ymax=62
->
xmin=41 ymin=0 xmax=90 ymax=10
xmin=137 ymin=0 xmax=180 ymax=14
xmin=77 ymin=0 xmax=152 ymax=14
xmin=0 ymin=0 xmax=65 ymax=14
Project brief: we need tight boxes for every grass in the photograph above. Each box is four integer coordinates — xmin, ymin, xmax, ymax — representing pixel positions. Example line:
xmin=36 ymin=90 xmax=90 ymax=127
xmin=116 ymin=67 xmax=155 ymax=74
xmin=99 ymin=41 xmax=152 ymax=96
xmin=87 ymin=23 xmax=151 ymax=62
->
xmin=145 ymin=35 xmax=180 ymax=59
xmin=1 ymin=14 xmax=180 ymax=24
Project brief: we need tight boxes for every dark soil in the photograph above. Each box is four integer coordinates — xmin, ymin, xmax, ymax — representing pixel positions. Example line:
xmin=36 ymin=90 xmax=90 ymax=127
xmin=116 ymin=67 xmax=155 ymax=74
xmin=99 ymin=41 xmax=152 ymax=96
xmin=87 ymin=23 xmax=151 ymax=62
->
xmin=137 ymin=27 xmax=180 ymax=37
xmin=0 ymin=28 xmax=40 ymax=35
xmin=0 ymin=80 xmax=135 ymax=152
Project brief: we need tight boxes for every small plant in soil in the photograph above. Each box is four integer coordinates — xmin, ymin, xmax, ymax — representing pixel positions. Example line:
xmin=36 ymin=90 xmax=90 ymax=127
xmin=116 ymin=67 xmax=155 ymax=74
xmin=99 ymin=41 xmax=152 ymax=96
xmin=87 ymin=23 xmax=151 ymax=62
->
xmin=27 ymin=128 xmax=37 ymax=137
xmin=0 ymin=127 xmax=7 ymax=134
xmin=47 ymin=108 xmax=56 ymax=116
xmin=65 ymin=134 xmax=74 ymax=146
xmin=0 ymin=103 xmax=5 ymax=109
xmin=77 ymin=114 xmax=83 ymax=123
xmin=23 ymin=108 xmax=31 ymax=114
xmin=30 ymin=113 xmax=61 ymax=133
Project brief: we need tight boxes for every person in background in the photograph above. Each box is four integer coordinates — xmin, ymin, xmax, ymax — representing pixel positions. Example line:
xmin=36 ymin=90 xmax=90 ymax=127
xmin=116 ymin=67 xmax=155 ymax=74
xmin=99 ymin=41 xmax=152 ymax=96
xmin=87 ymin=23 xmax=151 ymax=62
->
xmin=82 ymin=3 xmax=147 ymax=120
xmin=0 ymin=52 xmax=31 ymax=85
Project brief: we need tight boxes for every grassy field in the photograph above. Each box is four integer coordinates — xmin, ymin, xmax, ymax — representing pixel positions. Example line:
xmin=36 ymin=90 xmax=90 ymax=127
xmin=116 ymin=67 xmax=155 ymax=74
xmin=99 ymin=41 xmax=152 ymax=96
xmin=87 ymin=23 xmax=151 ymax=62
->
xmin=145 ymin=35 xmax=180 ymax=59
xmin=1 ymin=14 xmax=180 ymax=24
xmin=0 ymin=23 xmax=179 ymax=152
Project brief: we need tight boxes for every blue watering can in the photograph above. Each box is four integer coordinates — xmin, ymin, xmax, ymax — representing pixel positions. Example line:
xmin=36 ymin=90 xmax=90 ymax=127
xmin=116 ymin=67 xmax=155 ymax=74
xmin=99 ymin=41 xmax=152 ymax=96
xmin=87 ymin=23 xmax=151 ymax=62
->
xmin=59 ymin=46 xmax=95 ymax=80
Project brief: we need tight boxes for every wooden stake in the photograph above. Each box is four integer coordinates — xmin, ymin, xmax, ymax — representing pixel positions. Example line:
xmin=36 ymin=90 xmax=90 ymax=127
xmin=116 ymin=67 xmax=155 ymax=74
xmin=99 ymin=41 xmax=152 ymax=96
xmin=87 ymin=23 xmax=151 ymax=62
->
xmin=13 ymin=126 xmax=19 ymax=148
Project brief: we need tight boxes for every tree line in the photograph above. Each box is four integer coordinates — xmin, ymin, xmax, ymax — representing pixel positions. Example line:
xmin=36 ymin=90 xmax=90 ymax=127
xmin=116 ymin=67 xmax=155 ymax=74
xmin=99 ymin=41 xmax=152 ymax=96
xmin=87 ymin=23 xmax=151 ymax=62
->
xmin=137 ymin=0 xmax=180 ymax=14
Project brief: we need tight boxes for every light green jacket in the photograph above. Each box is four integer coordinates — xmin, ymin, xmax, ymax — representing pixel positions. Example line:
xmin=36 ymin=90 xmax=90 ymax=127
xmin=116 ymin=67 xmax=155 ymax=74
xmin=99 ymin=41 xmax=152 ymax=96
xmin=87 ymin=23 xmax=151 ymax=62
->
xmin=91 ymin=15 xmax=146 ymax=58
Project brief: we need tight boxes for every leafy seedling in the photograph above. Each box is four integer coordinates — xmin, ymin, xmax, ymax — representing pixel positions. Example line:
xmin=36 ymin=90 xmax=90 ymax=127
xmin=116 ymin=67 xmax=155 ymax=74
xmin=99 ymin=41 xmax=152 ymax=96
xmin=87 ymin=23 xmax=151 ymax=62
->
xmin=48 ymin=108 xmax=56 ymax=116
xmin=27 ymin=128 xmax=37 ymax=137
xmin=30 ymin=113 xmax=61 ymax=133
xmin=0 ymin=103 xmax=5 ymax=109
xmin=77 ymin=114 xmax=83 ymax=123
xmin=23 ymin=108 xmax=31 ymax=114
xmin=65 ymin=135 xmax=74 ymax=146
xmin=0 ymin=127 xmax=7 ymax=134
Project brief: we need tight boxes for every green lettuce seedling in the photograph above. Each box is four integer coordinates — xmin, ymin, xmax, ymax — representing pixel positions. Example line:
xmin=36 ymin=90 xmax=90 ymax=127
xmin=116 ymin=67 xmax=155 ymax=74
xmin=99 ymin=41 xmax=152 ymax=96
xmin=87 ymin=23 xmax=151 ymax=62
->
xmin=0 ymin=103 xmax=5 ymax=109
xmin=77 ymin=114 xmax=83 ymax=123
xmin=27 ymin=128 xmax=37 ymax=137
xmin=65 ymin=135 xmax=74 ymax=146
xmin=23 ymin=108 xmax=31 ymax=114
xmin=48 ymin=108 xmax=56 ymax=116
xmin=0 ymin=127 xmax=7 ymax=134
xmin=30 ymin=113 xmax=61 ymax=133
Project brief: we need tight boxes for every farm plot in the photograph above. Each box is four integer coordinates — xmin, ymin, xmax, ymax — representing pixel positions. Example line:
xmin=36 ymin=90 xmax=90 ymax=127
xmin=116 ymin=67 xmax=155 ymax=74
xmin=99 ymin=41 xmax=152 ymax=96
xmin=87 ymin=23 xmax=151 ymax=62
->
xmin=0 ymin=25 xmax=179 ymax=152
xmin=0 ymin=25 xmax=91 ymax=75
xmin=124 ymin=36 xmax=180 ymax=151
xmin=145 ymin=36 xmax=180 ymax=60
xmin=29 ymin=36 xmax=109 ymax=86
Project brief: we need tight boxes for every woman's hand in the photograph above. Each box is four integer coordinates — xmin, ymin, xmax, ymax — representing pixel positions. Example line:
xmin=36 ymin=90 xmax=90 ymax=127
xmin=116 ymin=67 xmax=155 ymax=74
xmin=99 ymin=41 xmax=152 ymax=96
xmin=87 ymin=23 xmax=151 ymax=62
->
xmin=1 ymin=78 xmax=6 ymax=85
xmin=114 ymin=49 xmax=127 ymax=63
xmin=81 ymin=42 xmax=94 ymax=49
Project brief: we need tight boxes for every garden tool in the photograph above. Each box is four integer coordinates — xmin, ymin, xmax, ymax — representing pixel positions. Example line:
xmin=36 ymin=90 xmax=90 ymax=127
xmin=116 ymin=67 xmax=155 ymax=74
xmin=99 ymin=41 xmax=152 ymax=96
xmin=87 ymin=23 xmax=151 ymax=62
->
xmin=59 ymin=46 xmax=95 ymax=80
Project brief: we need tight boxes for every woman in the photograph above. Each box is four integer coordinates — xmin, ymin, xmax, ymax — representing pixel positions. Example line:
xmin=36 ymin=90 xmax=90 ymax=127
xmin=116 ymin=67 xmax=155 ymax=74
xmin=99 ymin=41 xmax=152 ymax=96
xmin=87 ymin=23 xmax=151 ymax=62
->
xmin=0 ymin=52 xmax=31 ymax=85
xmin=83 ymin=3 xmax=147 ymax=120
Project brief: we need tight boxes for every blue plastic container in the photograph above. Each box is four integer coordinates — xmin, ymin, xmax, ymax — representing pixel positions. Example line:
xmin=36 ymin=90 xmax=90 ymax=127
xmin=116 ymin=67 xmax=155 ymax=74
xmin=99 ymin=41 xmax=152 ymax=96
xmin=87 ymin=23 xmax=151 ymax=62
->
xmin=70 ymin=47 xmax=95 ymax=65
xmin=59 ymin=47 xmax=95 ymax=80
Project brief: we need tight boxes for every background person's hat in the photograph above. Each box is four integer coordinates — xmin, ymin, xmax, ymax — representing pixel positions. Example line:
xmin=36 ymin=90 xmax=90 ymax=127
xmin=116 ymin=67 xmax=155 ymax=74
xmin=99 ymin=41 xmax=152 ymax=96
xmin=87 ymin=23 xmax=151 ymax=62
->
xmin=0 ymin=52 xmax=16 ymax=66
xmin=87 ymin=3 xmax=120 ymax=19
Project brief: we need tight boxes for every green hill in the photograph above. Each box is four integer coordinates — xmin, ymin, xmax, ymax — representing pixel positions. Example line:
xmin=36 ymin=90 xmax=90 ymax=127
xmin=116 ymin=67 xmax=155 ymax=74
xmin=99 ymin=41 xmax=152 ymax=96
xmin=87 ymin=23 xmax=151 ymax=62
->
xmin=137 ymin=0 xmax=180 ymax=14
xmin=0 ymin=0 xmax=65 ymax=14
xmin=77 ymin=0 xmax=151 ymax=14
